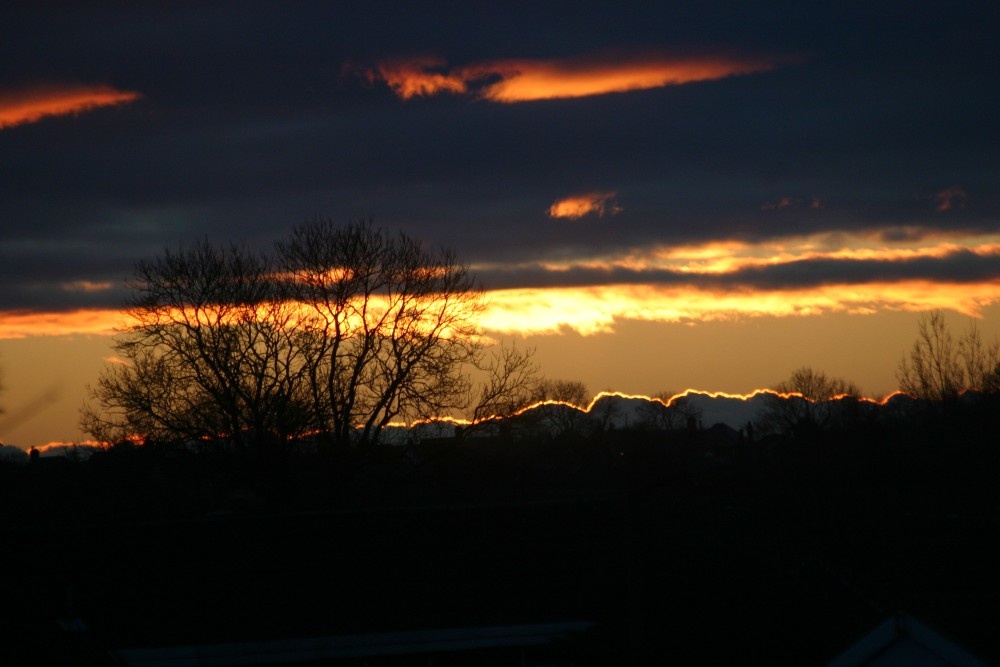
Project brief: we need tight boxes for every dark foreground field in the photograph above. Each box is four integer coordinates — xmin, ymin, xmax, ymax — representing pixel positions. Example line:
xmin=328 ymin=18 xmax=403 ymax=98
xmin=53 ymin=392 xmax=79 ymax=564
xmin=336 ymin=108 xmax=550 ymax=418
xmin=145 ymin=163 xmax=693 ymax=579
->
xmin=2 ymin=414 xmax=999 ymax=665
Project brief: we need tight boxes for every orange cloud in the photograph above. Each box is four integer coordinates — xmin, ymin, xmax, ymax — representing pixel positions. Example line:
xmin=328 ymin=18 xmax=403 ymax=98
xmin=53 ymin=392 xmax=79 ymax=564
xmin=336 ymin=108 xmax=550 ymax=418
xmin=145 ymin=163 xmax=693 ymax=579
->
xmin=471 ymin=53 xmax=777 ymax=103
xmin=359 ymin=56 xmax=468 ymax=99
xmin=0 ymin=84 xmax=141 ymax=130
xmin=360 ymin=50 xmax=781 ymax=103
xmin=934 ymin=186 xmax=967 ymax=212
xmin=548 ymin=191 xmax=621 ymax=219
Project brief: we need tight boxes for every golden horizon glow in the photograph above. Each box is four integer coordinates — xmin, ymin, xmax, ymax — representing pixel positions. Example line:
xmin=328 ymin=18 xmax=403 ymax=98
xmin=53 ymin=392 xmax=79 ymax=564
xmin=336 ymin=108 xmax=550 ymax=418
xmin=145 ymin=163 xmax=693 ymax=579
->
xmin=361 ymin=51 xmax=782 ymax=103
xmin=548 ymin=192 xmax=621 ymax=219
xmin=666 ymin=388 xmax=907 ymax=408
xmin=33 ymin=441 xmax=106 ymax=453
xmin=3 ymin=226 xmax=998 ymax=338
xmin=479 ymin=280 xmax=1000 ymax=336
xmin=21 ymin=386 xmax=908 ymax=449
xmin=0 ymin=84 xmax=141 ymax=130
xmin=389 ymin=388 xmax=910 ymax=432
xmin=3 ymin=386 xmax=926 ymax=450
xmin=0 ymin=308 xmax=124 ymax=339
xmin=3 ymin=227 xmax=998 ymax=339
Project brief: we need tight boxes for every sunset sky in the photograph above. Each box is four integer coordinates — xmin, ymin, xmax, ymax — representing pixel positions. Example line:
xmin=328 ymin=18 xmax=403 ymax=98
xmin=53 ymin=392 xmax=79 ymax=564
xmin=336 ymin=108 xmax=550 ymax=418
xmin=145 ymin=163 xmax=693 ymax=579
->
xmin=2 ymin=3 xmax=999 ymax=448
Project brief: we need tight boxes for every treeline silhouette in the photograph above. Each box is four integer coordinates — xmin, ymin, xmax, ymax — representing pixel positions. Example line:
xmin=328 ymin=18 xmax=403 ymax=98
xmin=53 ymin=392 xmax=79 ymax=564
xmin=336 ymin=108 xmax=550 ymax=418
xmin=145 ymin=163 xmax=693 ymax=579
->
xmin=6 ymin=386 xmax=1000 ymax=521
xmin=3 ymin=384 xmax=1000 ymax=665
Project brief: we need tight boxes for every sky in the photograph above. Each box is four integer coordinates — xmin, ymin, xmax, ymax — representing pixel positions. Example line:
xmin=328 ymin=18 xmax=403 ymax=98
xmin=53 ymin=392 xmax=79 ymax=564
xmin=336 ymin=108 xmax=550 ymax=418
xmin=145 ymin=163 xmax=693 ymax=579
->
xmin=1 ymin=2 xmax=999 ymax=448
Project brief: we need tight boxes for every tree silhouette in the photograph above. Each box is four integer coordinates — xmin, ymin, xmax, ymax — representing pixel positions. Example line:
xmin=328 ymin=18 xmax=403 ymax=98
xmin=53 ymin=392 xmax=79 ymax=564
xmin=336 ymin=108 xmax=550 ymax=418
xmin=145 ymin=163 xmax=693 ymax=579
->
xmin=277 ymin=219 xmax=533 ymax=448
xmin=637 ymin=391 xmax=703 ymax=431
xmin=530 ymin=379 xmax=590 ymax=408
xmin=82 ymin=239 xmax=310 ymax=447
xmin=519 ymin=379 xmax=591 ymax=437
xmin=759 ymin=366 xmax=861 ymax=436
xmin=83 ymin=220 xmax=537 ymax=450
xmin=469 ymin=342 xmax=540 ymax=425
xmin=897 ymin=310 xmax=1000 ymax=400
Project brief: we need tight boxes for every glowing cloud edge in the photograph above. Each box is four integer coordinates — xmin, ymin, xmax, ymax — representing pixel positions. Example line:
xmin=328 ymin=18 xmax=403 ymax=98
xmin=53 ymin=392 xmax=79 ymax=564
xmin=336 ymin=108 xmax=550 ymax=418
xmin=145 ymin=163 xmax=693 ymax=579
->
xmin=0 ymin=84 xmax=141 ymax=130
xmin=359 ymin=50 xmax=786 ymax=103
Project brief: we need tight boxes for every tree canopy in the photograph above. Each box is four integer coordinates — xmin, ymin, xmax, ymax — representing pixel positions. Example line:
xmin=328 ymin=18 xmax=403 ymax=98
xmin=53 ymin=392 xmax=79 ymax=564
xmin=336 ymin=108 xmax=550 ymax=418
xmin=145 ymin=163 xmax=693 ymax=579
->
xmin=82 ymin=220 xmax=536 ymax=449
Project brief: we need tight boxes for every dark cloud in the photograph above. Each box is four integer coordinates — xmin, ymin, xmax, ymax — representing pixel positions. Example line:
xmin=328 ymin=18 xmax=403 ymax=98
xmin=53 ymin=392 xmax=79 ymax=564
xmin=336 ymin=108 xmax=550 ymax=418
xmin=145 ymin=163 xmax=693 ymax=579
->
xmin=728 ymin=250 xmax=1000 ymax=290
xmin=476 ymin=249 xmax=1000 ymax=292
xmin=2 ymin=2 xmax=999 ymax=314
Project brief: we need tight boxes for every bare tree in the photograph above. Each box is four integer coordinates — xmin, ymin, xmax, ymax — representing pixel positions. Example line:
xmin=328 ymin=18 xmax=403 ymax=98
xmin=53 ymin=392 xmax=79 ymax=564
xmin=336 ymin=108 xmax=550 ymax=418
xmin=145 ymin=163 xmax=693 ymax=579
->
xmin=84 ymin=220 xmax=539 ymax=450
xmin=469 ymin=341 xmax=540 ymax=424
xmin=775 ymin=367 xmax=861 ymax=401
xmin=82 ymin=240 xmax=311 ymax=447
xmin=278 ymin=219 xmax=498 ymax=447
xmin=637 ymin=391 xmax=703 ymax=431
xmin=519 ymin=378 xmax=591 ymax=437
xmin=529 ymin=379 xmax=590 ymax=408
xmin=897 ymin=310 xmax=1000 ymax=400
xmin=759 ymin=367 xmax=861 ymax=436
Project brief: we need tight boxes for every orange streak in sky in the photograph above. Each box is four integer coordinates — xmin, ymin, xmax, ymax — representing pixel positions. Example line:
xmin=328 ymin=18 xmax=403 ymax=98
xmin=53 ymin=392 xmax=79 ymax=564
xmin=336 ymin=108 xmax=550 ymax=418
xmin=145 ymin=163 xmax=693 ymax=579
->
xmin=471 ymin=55 xmax=777 ymax=102
xmin=3 ymin=232 xmax=998 ymax=340
xmin=0 ymin=309 xmax=123 ymax=339
xmin=362 ymin=51 xmax=781 ymax=102
xmin=0 ymin=84 xmax=141 ymax=130
xmin=6 ymin=280 xmax=991 ymax=340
